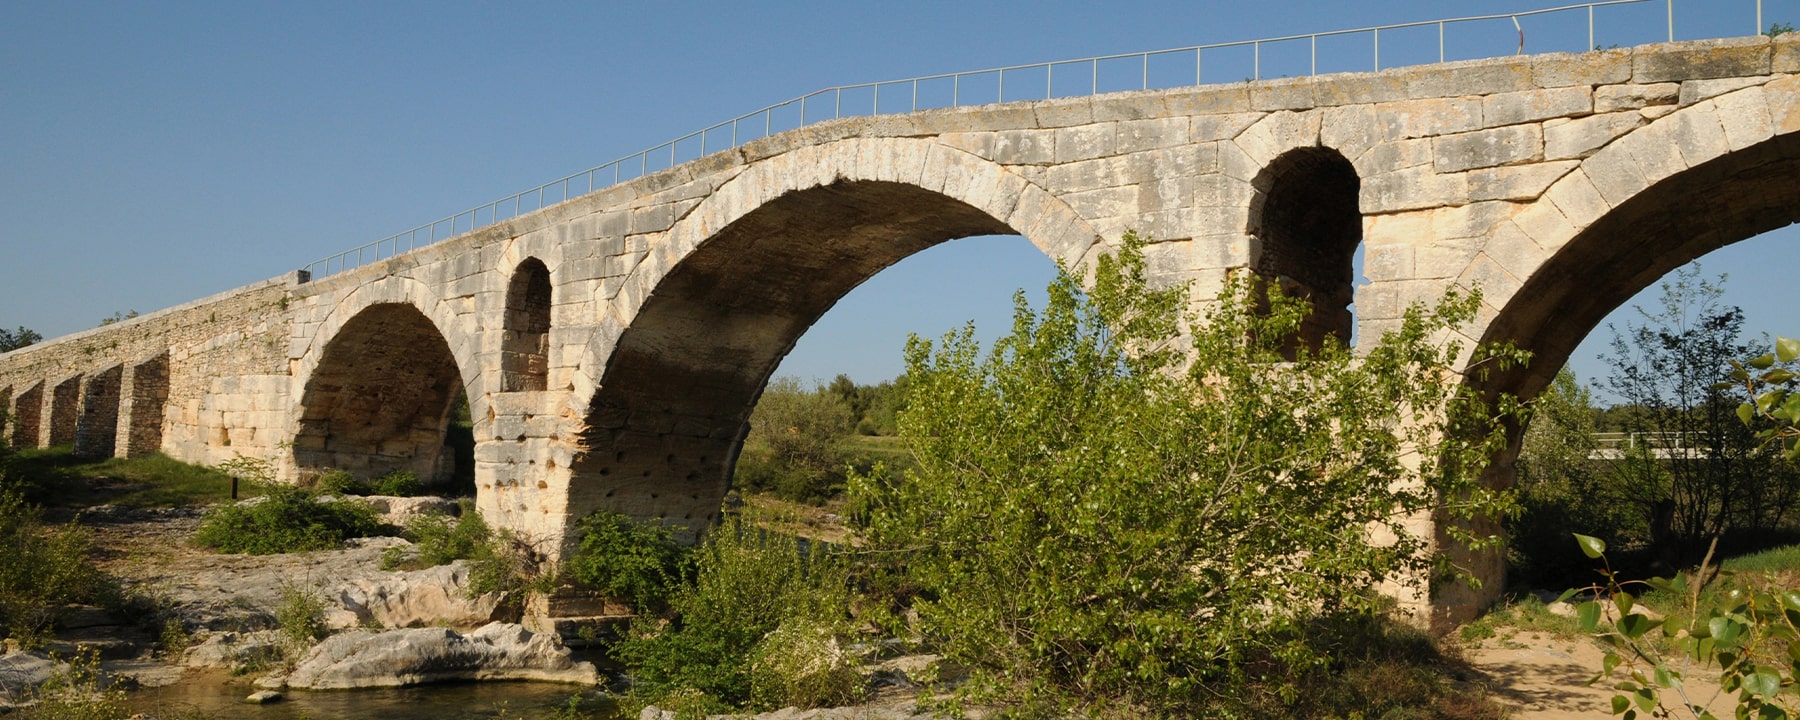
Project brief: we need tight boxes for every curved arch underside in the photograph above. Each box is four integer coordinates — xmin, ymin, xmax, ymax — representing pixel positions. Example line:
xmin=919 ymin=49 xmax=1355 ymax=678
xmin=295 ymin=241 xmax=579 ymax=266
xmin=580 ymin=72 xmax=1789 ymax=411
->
xmin=1480 ymin=133 xmax=1800 ymax=403
xmin=294 ymin=303 xmax=465 ymax=484
xmin=572 ymin=179 xmax=1015 ymax=527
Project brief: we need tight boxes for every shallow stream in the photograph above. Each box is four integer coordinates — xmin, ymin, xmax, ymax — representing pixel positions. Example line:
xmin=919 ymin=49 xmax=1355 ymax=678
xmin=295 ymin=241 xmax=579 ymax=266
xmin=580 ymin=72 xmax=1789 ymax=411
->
xmin=126 ymin=670 xmax=620 ymax=720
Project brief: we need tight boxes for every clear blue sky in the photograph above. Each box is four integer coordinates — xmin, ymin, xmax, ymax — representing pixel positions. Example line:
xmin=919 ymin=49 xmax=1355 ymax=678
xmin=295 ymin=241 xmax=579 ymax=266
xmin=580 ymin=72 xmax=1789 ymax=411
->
xmin=1 ymin=1 xmax=1794 ymax=394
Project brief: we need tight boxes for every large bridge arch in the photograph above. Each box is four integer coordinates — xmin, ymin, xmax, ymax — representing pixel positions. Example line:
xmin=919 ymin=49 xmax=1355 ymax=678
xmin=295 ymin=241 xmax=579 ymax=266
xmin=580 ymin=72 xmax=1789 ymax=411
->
xmin=562 ymin=136 xmax=1103 ymax=538
xmin=289 ymin=276 xmax=484 ymax=486
xmin=1476 ymin=78 xmax=1800 ymax=404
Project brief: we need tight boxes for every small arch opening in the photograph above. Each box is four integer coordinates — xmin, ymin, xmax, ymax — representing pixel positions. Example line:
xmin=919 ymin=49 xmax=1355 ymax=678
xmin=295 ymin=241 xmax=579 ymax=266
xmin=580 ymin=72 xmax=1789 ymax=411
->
xmin=502 ymin=258 xmax=552 ymax=392
xmin=1247 ymin=146 xmax=1363 ymax=356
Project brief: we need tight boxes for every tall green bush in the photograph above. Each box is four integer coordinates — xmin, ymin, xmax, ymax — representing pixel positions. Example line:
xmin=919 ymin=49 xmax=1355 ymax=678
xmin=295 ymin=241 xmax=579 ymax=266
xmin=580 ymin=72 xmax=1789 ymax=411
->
xmin=849 ymin=232 xmax=1521 ymax=716
xmin=0 ymin=481 xmax=111 ymax=644
xmin=193 ymin=487 xmax=386 ymax=554
xmin=613 ymin=519 xmax=854 ymax=713
xmin=565 ymin=510 xmax=689 ymax=615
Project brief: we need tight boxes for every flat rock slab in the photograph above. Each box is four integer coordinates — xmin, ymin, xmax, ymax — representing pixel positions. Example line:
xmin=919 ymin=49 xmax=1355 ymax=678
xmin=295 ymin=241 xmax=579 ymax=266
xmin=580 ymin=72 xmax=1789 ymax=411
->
xmin=267 ymin=622 xmax=597 ymax=690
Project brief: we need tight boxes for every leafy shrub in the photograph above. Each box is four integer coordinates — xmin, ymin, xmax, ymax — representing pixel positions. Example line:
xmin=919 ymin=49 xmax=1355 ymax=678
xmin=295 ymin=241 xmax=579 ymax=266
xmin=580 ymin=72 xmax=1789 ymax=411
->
xmin=312 ymin=469 xmax=363 ymax=495
xmin=615 ymin=519 xmax=854 ymax=712
xmin=369 ymin=469 xmax=423 ymax=496
xmin=275 ymin=581 xmax=328 ymax=663
xmin=565 ymin=510 xmax=690 ymax=615
xmin=737 ymin=377 xmax=856 ymax=504
xmin=748 ymin=617 xmax=862 ymax=710
xmin=0 ymin=480 xmax=112 ymax=644
xmin=17 ymin=649 xmax=131 ymax=720
xmin=402 ymin=504 xmax=490 ymax=567
xmin=193 ymin=487 xmax=387 ymax=554
xmin=849 ymin=233 xmax=1521 ymax=716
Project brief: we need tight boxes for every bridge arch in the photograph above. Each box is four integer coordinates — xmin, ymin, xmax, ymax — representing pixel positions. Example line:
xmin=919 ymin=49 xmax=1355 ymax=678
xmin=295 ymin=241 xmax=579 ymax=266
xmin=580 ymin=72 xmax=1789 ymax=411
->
xmin=565 ymin=136 xmax=1102 ymax=534
xmin=289 ymin=276 xmax=483 ymax=486
xmin=1248 ymin=145 xmax=1362 ymax=353
xmin=1475 ymin=79 xmax=1800 ymax=404
xmin=501 ymin=257 xmax=553 ymax=392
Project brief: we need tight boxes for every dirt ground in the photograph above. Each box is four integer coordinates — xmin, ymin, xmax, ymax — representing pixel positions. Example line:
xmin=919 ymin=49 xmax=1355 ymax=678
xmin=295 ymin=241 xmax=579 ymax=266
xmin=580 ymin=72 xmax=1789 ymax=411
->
xmin=1462 ymin=630 xmax=1735 ymax=718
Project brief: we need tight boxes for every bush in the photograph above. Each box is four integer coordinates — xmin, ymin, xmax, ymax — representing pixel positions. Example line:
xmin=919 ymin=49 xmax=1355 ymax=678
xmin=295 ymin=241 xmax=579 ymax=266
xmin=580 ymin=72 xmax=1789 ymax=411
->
xmin=274 ymin=581 xmax=328 ymax=661
xmin=565 ymin=510 xmax=690 ymax=615
xmin=369 ymin=469 xmax=423 ymax=497
xmin=193 ymin=487 xmax=387 ymax=554
xmin=849 ymin=233 xmax=1521 ymax=716
xmin=737 ymin=377 xmax=856 ymax=504
xmin=0 ymin=480 xmax=112 ymax=644
xmin=312 ymin=469 xmax=363 ymax=495
xmin=614 ymin=519 xmax=855 ymax=712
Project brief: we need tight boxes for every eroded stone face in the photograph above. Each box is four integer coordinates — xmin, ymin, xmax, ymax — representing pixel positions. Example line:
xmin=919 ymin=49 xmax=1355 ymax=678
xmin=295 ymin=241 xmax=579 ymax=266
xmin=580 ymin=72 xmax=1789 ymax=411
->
xmin=3 ymin=35 xmax=1797 ymax=628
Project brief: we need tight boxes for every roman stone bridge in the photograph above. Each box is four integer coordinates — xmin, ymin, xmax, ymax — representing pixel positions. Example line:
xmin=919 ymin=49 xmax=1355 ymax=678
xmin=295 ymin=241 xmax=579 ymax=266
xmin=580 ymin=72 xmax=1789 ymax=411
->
xmin=4 ymin=35 xmax=1797 ymax=625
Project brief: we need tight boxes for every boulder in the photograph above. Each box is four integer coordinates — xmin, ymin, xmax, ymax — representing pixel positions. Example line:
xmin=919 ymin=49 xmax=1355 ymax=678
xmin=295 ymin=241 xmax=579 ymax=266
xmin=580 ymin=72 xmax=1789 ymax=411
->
xmin=0 ymin=651 xmax=61 ymax=706
xmin=329 ymin=560 xmax=514 ymax=630
xmin=271 ymin=622 xmax=598 ymax=689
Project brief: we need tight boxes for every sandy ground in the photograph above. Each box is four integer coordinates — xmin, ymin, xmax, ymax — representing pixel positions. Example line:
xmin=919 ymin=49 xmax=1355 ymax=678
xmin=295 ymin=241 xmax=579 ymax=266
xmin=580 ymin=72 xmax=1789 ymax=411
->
xmin=1463 ymin=630 xmax=1737 ymax=718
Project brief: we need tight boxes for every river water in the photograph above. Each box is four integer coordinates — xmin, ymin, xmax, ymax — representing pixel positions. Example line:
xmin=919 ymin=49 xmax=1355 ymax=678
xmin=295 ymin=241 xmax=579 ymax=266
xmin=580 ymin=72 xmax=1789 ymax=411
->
xmin=126 ymin=670 xmax=620 ymax=720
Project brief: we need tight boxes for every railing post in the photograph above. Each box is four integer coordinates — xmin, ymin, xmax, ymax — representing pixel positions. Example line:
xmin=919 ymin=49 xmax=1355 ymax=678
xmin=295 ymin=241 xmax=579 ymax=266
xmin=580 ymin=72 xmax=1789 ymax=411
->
xmin=1253 ymin=41 xmax=1260 ymax=80
xmin=1667 ymin=0 xmax=1674 ymax=41
xmin=1374 ymin=27 xmax=1381 ymax=71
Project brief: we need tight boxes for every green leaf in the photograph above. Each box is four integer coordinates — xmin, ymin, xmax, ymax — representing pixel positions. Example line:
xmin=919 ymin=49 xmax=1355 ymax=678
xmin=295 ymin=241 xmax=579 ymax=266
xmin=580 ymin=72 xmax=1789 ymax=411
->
xmin=1604 ymin=651 xmax=1622 ymax=676
xmin=1750 ymin=353 xmax=1777 ymax=370
xmin=1558 ymin=587 xmax=1583 ymax=603
xmin=1778 ymin=336 xmax=1799 ymax=363
xmin=1618 ymin=613 xmax=1663 ymax=640
xmin=1740 ymin=402 xmax=1758 ymax=426
xmin=1744 ymin=669 xmax=1781 ymax=698
xmin=1764 ymin=369 xmax=1796 ymax=384
xmin=1653 ymin=664 xmax=1678 ymax=688
xmin=1612 ymin=695 xmax=1629 ymax=714
xmin=1576 ymin=533 xmax=1607 ymax=559
xmin=1579 ymin=601 xmax=1603 ymax=632
xmin=1712 ymin=616 xmax=1745 ymax=646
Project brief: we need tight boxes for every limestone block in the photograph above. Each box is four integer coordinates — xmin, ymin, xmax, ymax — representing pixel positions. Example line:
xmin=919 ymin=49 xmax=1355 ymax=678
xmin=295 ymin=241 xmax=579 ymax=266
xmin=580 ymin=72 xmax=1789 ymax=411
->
xmin=1541 ymin=169 xmax=1612 ymax=229
xmin=1233 ymin=110 xmax=1322 ymax=165
xmin=1666 ymin=103 xmax=1731 ymax=166
xmin=1544 ymin=111 xmax=1643 ymax=159
xmin=1482 ymin=86 xmax=1592 ymax=128
xmin=936 ymin=131 xmax=995 ymax=161
xmin=1632 ymin=37 xmax=1772 ymax=83
xmin=1379 ymin=96 xmax=1483 ymax=140
xmin=1190 ymin=112 xmax=1264 ymax=142
xmin=1052 ymin=123 xmax=1118 ymax=163
xmin=1355 ymin=284 xmax=1401 ymax=321
xmin=1509 ymin=198 xmax=1578 ymax=251
xmin=1321 ymin=104 xmax=1392 ymax=161
xmin=1353 ymin=137 xmax=1433 ymax=177
xmin=1162 ymin=85 xmax=1252 ymax=116
xmin=1640 ymin=104 xmax=1677 ymax=120
xmin=1456 ymin=253 xmax=1523 ymax=299
xmin=1362 ymin=167 xmax=1469 ymax=214
xmin=1404 ymin=57 xmax=1535 ymax=97
xmin=1582 ymin=141 xmax=1651 ymax=207
xmin=1481 ymin=221 xmax=1551 ymax=284
xmin=1313 ymin=71 xmax=1411 ymax=106
xmin=1778 ymin=34 xmax=1800 ymax=73
xmin=1090 ymin=93 xmax=1168 ymax=122
xmin=1595 ymin=83 xmax=1679 ymax=112
xmin=1250 ymin=76 xmax=1317 ymax=111
xmin=1059 ymin=186 xmax=1139 ymax=220
xmin=1712 ymin=86 xmax=1774 ymax=150
xmin=1362 ymin=243 xmax=1415 ymax=281
xmin=1046 ymin=156 xmax=1123 ymax=193
xmin=1680 ymin=76 xmax=1769 ymax=106
xmin=991 ymin=129 xmax=1054 ymax=165
xmin=1032 ymin=98 xmax=1095 ymax=129
xmin=1466 ymin=160 xmax=1580 ymax=202
xmin=1432 ymin=124 xmax=1543 ymax=173
xmin=1615 ymin=119 xmax=1687 ymax=185
xmin=1114 ymin=117 xmax=1188 ymax=154
xmin=1533 ymin=49 xmax=1632 ymax=88
xmin=1764 ymin=75 xmax=1800 ymax=134
xmin=1363 ymin=211 xmax=1431 ymax=249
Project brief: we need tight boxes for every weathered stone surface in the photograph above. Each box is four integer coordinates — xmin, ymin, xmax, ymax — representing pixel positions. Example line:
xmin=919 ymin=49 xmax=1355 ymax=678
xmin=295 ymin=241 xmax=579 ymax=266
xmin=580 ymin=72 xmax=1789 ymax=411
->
xmin=1433 ymin=125 xmax=1544 ymax=173
xmin=1594 ymin=83 xmax=1679 ymax=113
xmin=0 ymin=651 xmax=60 ymax=706
xmin=1544 ymin=111 xmax=1644 ymax=159
xmin=1482 ymin=86 xmax=1592 ymax=128
xmin=358 ymin=495 xmax=460 ymax=526
xmin=1680 ymin=76 xmax=1770 ymax=106
xmin=269 ymin=623 xmax=597 ymax=690
xmin=1632 ymin=36 xmax=1771 ymax=83
xmin=330 ymin=561 xmax=513 ymax=631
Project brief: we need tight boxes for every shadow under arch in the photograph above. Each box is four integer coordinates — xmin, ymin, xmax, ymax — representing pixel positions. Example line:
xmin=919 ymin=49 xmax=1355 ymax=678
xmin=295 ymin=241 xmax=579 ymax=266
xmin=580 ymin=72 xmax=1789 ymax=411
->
xmin=1476 ymin=133 xmax=1800 ymax=406
xmin=569 ymin=179 xmax=1035 ymax=531
xmin=293 ymin=303 xmax=469 ymax=486
xmin=1247 ymin=146 xmax=1362 ymax=355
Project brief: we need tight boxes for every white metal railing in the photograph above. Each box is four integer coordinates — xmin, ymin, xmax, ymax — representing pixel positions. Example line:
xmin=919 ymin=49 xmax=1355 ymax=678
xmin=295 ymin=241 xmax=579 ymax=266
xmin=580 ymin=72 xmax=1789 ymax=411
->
xmin=299 ymin=0 xmax=1768 ymax=280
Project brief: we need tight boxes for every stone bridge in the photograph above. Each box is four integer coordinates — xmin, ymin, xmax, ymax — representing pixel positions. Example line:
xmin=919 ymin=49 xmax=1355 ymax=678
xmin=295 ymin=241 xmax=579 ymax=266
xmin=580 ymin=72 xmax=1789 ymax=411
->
xmin=4 ymin=35 xmax=1797 ymax=624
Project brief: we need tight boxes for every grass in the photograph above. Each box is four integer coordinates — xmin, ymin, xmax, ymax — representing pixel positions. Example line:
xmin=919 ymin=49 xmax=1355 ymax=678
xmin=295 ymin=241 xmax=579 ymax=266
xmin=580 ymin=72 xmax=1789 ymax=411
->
xmin=4 ymin=446 xmax=242 ymax=508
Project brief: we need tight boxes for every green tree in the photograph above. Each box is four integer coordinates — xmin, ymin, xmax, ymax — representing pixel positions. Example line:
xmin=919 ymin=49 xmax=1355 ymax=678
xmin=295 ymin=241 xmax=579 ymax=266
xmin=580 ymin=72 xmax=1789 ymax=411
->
xmin=0 ymin=326 xmax=41 ymax=353
xmin=850 ymin=232 xmax=1521 ymax=716
xmin=1601 ymin=267 xmax=1800 ymax=564
xmin=735 ymin=377 xmax=855 ymax=503
xmin=1511 ymin=368 xmax=1639 ymax=585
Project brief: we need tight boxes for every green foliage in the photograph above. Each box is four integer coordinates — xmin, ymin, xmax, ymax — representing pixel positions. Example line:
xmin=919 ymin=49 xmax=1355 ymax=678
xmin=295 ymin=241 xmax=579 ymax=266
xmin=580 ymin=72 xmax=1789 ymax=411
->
xmin=1769 ymin=21 xmax=1795 ymax=37
xmin=16 ymin=650 xmax=132 ymax=720
xmin=1511 ymin=368 xmax=1643 ymax=586
xmin=193 ymin=486 xmax=387 ymax=554
xmin=0 ymin=481 xmax=112 ymax=645
xmin=0 ymin=325 xmax=42 ymax=353
xmin=401 ymin=504 xmax=492 ymax=567
xmin=849 ymin=232 xmax=1522 ymax=716
xmin=214 ymin=452 xmax=279 ymax=488
xmin=614 ymin=519 xmax=854 ymax=713
xmin=1601 ymin=269 xmax=1800 ymax=565
xmin=95 ymin=309 xmax=138 ymax=327
xmin=313 ymin=468 xmax=362 ymax=495
xmin=1571 ymin=534 xmax=1800 ymax=719
xmin=1725 ymin=335 xmax=1800 ymax=463
xmin=369 ymin=469 xmax=424 ymax=496
xmin=566 ymin=510 xmax=690 ymax=614
xmin=737 ymin=377 xmax=856 ymax=504
xmin=275 ymin=581 xmax=329 ymax=658
xmin=748 ymin=617 xmax=863 ymax=710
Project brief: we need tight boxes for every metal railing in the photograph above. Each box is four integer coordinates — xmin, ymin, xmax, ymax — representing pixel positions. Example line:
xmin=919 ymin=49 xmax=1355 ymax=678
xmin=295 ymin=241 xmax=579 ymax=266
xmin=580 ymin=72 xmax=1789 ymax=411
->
xmin=300 ymin=0 xmax=1761 ymax=280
